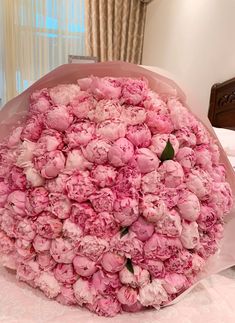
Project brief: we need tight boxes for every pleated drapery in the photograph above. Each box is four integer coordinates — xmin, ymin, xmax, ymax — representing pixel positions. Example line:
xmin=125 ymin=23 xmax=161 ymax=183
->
xmin=85 ymin=0 xmax=147 ymax=64
xmin=1 ymin=0 xmax=85 ymax=103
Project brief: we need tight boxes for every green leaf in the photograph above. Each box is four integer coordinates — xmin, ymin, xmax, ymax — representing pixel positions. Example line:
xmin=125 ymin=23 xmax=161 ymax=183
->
xmin=120 ymin=226 xmax=129 ymax=238
xmin=160 ymin=140 xmax=175 ymax=161
xmin=126 ymin=258 xmax=134 ymax=274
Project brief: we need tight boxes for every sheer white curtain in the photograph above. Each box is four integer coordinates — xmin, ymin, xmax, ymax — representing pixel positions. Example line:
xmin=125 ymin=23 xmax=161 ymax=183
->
xmin=0 ymin=0 xmax=85 ymax=104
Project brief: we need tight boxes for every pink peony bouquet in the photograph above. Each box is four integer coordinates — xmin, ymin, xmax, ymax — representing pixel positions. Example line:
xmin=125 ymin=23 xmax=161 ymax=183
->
xmin=0 ymin=62 xmax=234 ymax=317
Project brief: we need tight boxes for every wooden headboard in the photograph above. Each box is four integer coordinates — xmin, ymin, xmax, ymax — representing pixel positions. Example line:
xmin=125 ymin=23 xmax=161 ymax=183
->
xmin=208 ymin=77 xmax=235 ymax=130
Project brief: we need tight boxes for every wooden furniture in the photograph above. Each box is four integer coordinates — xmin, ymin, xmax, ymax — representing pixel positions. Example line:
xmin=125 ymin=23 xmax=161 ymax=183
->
xmin=208 ymin=77 xmax=235 ymax=130
xmin=68 ymin=55 xmax=98 ymax=64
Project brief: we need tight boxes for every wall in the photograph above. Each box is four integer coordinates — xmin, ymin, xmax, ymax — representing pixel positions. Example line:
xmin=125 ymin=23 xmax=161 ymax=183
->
xmin=143 ymin=0 xmax=235 ymax=116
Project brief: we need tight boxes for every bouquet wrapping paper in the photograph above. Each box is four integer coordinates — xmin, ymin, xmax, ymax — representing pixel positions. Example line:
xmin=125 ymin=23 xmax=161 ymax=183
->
xmin=0 ymin=62 xmax=235 ymax=321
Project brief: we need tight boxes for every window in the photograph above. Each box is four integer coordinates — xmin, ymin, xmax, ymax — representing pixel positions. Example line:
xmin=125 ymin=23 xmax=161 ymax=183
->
xmin=0 ymin=0 xmax=85 ymax=105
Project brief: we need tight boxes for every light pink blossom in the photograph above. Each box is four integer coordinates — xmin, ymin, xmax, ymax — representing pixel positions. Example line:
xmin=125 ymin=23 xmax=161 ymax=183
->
xmin=45 ymin=105 xmax=73 ymax=131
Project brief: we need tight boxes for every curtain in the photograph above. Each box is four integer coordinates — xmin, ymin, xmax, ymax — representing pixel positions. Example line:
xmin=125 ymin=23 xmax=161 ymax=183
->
xmin=0 ymin=0 xmax=85 ymax=104
xmin=85 ymin=0 xmax=147 ymax=64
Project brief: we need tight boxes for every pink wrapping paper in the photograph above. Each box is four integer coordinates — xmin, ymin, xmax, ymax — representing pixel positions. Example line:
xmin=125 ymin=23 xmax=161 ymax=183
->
xmin=0 ymin=61 xmax=235 ymax=312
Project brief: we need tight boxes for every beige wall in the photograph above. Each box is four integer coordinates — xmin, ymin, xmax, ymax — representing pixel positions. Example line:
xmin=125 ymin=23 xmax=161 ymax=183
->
xmin=143 ymin=0 xmax=235 ymax=116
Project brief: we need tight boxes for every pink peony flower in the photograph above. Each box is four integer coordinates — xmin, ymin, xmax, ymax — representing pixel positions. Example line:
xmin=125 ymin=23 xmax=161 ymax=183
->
xmin=185 ymin=168 xmax=212 ymax=200
xmin=208 ymin=182 xmax=233 ymax=216
xmin=141 ymin=194 xmax=167 ymax=223
xmin=84 ymin=212 xmax=118 ymax=238
xmin=115 ymin=166 xmax=141 ymax=192
xmin=146 ymin=111 xmax=173 ymax=134
xmin=164 ymin=250 xmax=192 ymax=274
xmin=79 ymin=235 xmax=109 ymax=262
xmin=15 ymin=240 xmax=35 ymax=260
xmin=141 ymin=171 xmax=161 ymax=193
xmin=197 ymin=205 xmax=217 ymax=231
xmin=16 ymin=260 xmax=40 ymax=284
xmin=36 ymin=271 xmax=60 ymax=298
xmin=159 ymin=186 xmax=180 ymax=209
xmin=113 ymin=196 xmax=139 ymax=226
xmin=45 ymin=173 xmax=69 ymax=194
xmin=158 ymin=160 xmax=184 ymax=188
xmin=168 ymin=98 xmax=191 ymax=129
xmin=180 ymin=221 xmax=199 ymax=249
xmin=141 ymin=259 xmax=165 ymax=278
xmin=65 ymin=122 xmax=95 ymax=147
xmin=163 ymin=273 xmax=188 ymax=294
xmin=119 ymin=265 xmax=150 ymax=288
xmin=130 ymin=217 xmax=155 ymax=242
xmin=7 ymin=166 xmax=26 ymax=191
xmin=0 ymin=231 xmax=14 ymax=254
xmin=96 ymin=119 xmax=126 ymax=141
xmin=191 ymin=120 xmax=210 ymax=145
xmin=144 ymin=233 xmax=182 ymax=261
xmin=16 ymin=219 xmax=36 ymax=241
xmin=77 ymin=78 xmax=92 ymax=90
xmin=45 ymin=105 xmax=73 ymax=131
xmin=87 ymin=295 xmax=121 ymax=317
xmin=65 ymin=149 xmax=92 ymax=171
xmin=70 ymin=202 xmax=96 ymax=228
xmin=73 ymin=255 xmax=97 ymax=277
xmin=49 ymin=83 xmax=80 ymax=105
xmin=37 ymin=252 xmax=56 ymax=271
xmin=25 ymin=187 xmax=49 ymax=215
xmin=7 ymin=190 xmax=26 ymax=216
xmin=92 ymin=100 xmax=122 ymax=123
xmin=176 ymin=147 xmax=196 ymax=171
xmin=73 ymin=278 xmax=95 ymax=306
xmin=83 ymin=139 xmax=111 ymax=165
xmin=50 ymin=238 xmax=76 ymax=263
xmin=0 ymin=209 xmax=17 ymax=238
xmin=56 ymin=286 xmax=77 ymax=306
xmin=89 ymin=188 xmax=115 ymax=213
xmin=90 ymin=76 xmax=122 ymax=100
xmin=30 ymin=88 xmax=49 ymax=103
xmin=101 ymin=252 xmax=126 ymax=273
xmin=0 ymin=180 xmax=11 ymax=207
xmin=66 ymin=172 xmax=95 ymax=202
xmin=7 ymin=127 xmax=23 ymax=148
xmin=33 ymin=235 xmax=51 ymax=253
xmin=30 ymin=96 xmax=51 ymax=114
xmin=121 ymin=106 xmax=146 ymax=125
xmin=175 ymin=127 xmax=197 ymax=147
xmin=63 ymin=218 xmax=83 ymax=242
xmin=91 ymin=269 xmax=121 ymax=296
xmin=209 ymin=164 xmax=226 ymax=182
xmin=35 ymin=212 xmax=62 ymax=239
xmin=155 ymin=209 xmax=182 ymax=237
xmin=117 ymin=286 xmax=138 ymax=306
xmin=138 ymin=279 xmax=168 ymax=309
xmin=126 ymin=124 xmax=151 ymax=147
xmin=70 ymin=91 xmax=95 ymax=119
xmin=21 ymin=116 xmax=43 ymax=142
xmin=195 ymin=144 xmax=212 ymax=170
xmin=150 ymin=134 xmax=179 ymax=158
xmin=24 ymin=165 xmax=45 ymax=187
xmin=15 ymin=140 xmax=36 ymax=167
xmin=91 ymin=165 xmax=117 ymax=188
xmin=177 ymin=190 xmax=200 ymax=221
xmin=49 ymin=193 xmax=71 ymax=219
xmin=54 ymin=263 xmax=78 ymax=284
xmin=108 ymin=138 xmax=134 ymax=167
xmin=121 ymin=78 xmax=148 ymax=105
xmin=34 ymin=150 xmax=65 ymax=179
xmin=110 ymin=232 xmax=144 ymax=263
xmin=135 ymin=148 xmax=160 ymax=174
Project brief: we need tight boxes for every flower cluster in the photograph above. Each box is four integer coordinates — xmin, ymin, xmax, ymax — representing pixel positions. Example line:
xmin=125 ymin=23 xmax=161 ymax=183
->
xmin=0 ymin=76 xmax=233 ymax=317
